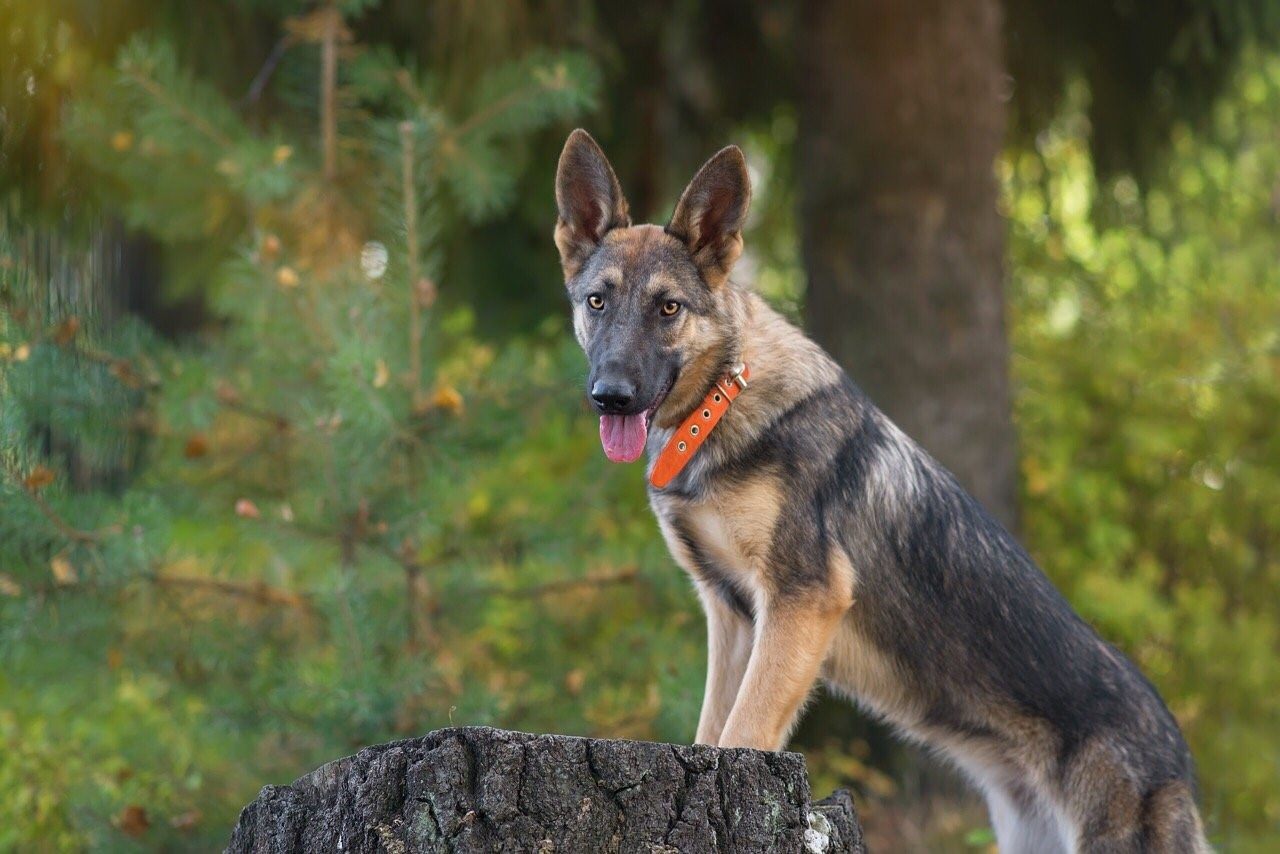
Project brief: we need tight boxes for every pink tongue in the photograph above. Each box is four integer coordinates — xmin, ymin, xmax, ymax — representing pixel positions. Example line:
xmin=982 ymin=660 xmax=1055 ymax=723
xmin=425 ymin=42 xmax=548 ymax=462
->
xmin=599 ymin=413 xmax=649 ymax=463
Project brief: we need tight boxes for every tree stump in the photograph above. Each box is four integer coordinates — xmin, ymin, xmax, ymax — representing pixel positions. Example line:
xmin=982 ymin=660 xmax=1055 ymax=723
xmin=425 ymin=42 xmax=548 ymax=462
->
xmin=226 ymin=726 xmax=865 ymax=853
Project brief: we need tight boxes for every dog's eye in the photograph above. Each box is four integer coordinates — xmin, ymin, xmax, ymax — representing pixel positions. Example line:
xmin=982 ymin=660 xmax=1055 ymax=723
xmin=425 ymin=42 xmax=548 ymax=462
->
xmin=587 ymin=294 xmax=605 ymax=311
xmin=660 ymin=300 xmax=681 ymax=317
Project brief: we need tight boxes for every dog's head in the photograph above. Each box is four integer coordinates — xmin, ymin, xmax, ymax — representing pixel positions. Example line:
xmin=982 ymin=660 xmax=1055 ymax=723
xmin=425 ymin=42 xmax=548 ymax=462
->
xmin=553 ymin=129 xmax=751 ymax=463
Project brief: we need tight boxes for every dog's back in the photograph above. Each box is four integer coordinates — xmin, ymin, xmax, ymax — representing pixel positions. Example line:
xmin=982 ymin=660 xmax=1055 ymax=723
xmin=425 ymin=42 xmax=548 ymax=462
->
xmin=816 ymin=378 xmax=1206 ymax=852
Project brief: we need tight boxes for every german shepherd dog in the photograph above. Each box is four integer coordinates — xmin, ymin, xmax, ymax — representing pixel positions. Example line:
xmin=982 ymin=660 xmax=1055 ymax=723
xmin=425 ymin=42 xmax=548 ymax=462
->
xmin=553 ymin=129 xmax=1208 ymax=853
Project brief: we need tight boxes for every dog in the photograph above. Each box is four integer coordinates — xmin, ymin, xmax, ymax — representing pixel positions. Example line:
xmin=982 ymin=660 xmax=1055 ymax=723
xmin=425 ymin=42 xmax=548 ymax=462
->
xmin=553 ymin=129 xmax=1209 ymax=853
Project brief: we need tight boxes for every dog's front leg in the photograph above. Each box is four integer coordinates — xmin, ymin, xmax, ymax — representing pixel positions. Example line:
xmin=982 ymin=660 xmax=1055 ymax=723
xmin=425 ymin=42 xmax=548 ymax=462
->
xmin=717 ymin=597 xmax=845 ymax=751
xmin=694 ymin=585 xmax=753 ymax=745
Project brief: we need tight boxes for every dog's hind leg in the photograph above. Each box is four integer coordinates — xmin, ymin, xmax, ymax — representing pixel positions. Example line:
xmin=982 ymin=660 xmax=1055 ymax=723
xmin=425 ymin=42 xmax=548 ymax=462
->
xmin=694 ymin=584 xmax=753 ymax=745
xmin=1138 ymin=781 xmax=1211 ymax=854
xmin=1071 ymin=780 xmax=1210 ymax=854
xmin=1063 ymin=739 xmax=1210 ymax=853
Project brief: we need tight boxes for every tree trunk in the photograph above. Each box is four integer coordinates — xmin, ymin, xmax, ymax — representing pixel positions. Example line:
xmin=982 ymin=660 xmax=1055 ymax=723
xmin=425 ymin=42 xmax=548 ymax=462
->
xmin=226 ymin=726 xmax=864 ymax=853
xmin=798 ymin=0 xmax=1017 ymax=529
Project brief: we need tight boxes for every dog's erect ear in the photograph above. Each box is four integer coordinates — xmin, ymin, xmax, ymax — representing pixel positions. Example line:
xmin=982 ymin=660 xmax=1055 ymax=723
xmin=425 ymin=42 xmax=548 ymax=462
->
xmin=554 ymin=129 xmax=631 ymax=279
xmin=666 ymin=146 xmax=751 ymax=288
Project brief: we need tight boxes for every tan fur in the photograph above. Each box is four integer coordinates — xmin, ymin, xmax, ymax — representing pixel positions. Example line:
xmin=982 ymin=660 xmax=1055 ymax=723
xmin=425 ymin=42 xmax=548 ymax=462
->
xmin=658 ymin=469 xmax=856 ymax=752
xmin=822 ymin=616 xmax=926 ymax=731
xmin=648 ymin=291 xmax=840 ymax=469
xmin=647 ymin=298 xmax=854 ymax=753
xmin=684 ymin=475 xmax=785 ymax=585
xmin=667 ymin=145 xmax=751 ymax=288
xmin=556 ymin=131 xmax=1209 ymax=852
xmin=691 ymin=583 xmax=752 ymax=745
xmin=719 ymin=601 xmax=846 ymax=751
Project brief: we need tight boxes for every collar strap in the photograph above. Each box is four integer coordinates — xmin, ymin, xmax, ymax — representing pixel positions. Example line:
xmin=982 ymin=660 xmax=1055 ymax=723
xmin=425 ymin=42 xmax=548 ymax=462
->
xmin=650 ymin=363 xmax=750 ymax=489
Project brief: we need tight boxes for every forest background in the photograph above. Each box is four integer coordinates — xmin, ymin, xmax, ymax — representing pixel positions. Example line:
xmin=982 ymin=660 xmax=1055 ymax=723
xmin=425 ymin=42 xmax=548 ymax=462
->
xmin=2 ymin=1 xmax=1279 ymax=850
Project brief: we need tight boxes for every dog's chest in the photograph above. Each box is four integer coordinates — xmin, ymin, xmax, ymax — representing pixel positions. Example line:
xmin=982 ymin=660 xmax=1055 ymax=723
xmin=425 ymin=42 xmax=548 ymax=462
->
xmin=653 ymin=474 xmax=784 ymax=590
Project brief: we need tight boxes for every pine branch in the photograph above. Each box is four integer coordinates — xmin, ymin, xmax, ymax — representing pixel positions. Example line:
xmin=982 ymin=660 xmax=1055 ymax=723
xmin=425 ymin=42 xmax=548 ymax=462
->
xmin=217 ymin=397 xmax=291 ymax=431
xmin=446 ymin=68 xmax=568 ymax=143
xmin=22 ymin=569 xmax=314 ymax=614
xmin=122 ymin=67 xmax=234 ymax=151
xmin=26 ymin=489 xmax=102 ymax=545
xmin=68 ymin=342 xmax=158 ymax=391
xmin=320 ymin=4 xmax=341 ymax=182
xmin=441 ymin=54 xmax=585 ymax=148
xmin=400 ymin=121 xmax=423 ymax=402
xmin=475 ymin=567 xmax=641 ymax=599
xmin=145 ymin=570 xmax=314 ymax=611
xmin=240 ymin=35 xmax=294 ymax=107
xmin=446 ymin=91 xmax=522 ymax=144
xmin=30 ymin=316 xmax=159 ymax=392
xmin=395 ymin=537 xmax=434 ymax=650
xmin=1 ymin=460 xmax=102 ymax=545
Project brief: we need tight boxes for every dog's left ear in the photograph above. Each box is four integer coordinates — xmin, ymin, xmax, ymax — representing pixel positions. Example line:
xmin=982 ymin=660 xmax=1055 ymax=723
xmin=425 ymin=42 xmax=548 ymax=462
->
xmin=667 ymin=146 xmax=752 ymax=288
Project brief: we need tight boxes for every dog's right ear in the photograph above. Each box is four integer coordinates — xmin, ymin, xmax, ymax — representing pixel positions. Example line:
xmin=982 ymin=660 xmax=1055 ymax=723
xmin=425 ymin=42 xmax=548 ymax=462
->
xmin=554 ymin=129 xmax=631 ymax=279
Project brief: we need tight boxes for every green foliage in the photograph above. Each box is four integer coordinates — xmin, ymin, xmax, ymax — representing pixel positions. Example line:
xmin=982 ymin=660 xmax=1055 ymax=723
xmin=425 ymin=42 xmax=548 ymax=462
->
xmin=2 ymin=8 xmax=1280 ymax=854
xmin=1006 ymin=0 xmax=1280 ymax=179
xmin=1005 ymin=56 xmax=1280 ymax=849
xmin=1 ymin=5 xmax=650 ymax=849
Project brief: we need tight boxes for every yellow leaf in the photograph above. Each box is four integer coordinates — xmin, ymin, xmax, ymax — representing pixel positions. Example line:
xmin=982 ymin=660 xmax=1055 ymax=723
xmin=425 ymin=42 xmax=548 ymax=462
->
xmin=373 ymin=358 xmax=390 ymax=389
xmin=276 ymin=266 xmax=300 ymax=289
xmin=0 ymin=573 xmax=21 ymax=597
xmin=273 ymin=145 xmax=293 ymax=165
xmin=215 ymin=380 xmax=242 ymax=405
xmin=23 ymin=465 xmax=56 ymax=492
xmin=50 ymin=554 xmax=77 ymax=586
xmin=433 ymin=384 xmax=464 ymax=415
xmin=52 ymin=315 xmax=80 ymax=345
xmin=116 ymin=805 xmax=149 ymax=838
xmin=109 ymin=359 xmax=143 ymax=389
xmin=260 ymin=234 xmax=282 ymax=260
xmin=111 ymin=131 xmax=134 ymax=152
xmin=183 ymin=433 xmax=210 ymax=459
xmin=415 ymin=277 xmax=438 ymax=308
xmin=13 ymin=343 xmax=30 ymax=362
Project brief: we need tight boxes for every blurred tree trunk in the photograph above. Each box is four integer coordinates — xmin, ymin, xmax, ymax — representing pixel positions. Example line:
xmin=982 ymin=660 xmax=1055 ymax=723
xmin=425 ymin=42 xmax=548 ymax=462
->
xmin=798 ymin=0 xmax=1017 ymax=530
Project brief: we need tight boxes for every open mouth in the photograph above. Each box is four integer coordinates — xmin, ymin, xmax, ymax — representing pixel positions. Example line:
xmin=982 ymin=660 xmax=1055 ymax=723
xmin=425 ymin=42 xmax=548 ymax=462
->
xmin=598 ymin=374 xmax=675 ymax=464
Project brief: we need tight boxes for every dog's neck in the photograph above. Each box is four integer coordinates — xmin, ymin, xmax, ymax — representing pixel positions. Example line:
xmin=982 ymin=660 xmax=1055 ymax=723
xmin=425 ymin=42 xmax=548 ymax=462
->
xmin=646 ymin=288 xmax=843 ymax=490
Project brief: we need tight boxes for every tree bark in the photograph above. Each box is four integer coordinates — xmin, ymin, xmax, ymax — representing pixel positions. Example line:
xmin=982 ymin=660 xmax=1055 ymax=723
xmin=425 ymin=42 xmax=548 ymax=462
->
xmin=226 ymin=726 xmax=864 ymax=853
xmin=798 ymin=0 xmax=1017 ymax=529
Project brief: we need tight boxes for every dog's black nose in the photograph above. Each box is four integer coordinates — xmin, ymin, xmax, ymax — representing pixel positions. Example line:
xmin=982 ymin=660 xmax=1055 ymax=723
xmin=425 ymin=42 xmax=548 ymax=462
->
xmin=591 ymin=379 xmax=635 ymax=414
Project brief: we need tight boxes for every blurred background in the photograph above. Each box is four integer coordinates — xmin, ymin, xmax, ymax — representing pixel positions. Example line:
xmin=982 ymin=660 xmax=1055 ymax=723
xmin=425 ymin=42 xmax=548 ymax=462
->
xmin=1 ymin=0 xmax=1279 ymax=850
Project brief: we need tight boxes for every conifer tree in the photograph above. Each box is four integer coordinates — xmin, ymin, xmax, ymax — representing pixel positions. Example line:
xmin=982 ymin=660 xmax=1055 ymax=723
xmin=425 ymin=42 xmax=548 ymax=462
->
xmin=0 ymin=4 xmax=681 ymax=847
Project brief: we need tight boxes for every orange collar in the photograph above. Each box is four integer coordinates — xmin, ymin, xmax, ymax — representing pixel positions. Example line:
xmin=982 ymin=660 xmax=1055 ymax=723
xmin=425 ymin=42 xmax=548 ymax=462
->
xmin=649 ymin=364 xmax=750 ymax=489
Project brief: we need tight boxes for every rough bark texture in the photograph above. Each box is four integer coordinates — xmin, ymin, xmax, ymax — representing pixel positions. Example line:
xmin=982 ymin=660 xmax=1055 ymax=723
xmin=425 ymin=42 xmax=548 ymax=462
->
xmin=226 ymin=726 xmax=863 ymax=854
xmin=798 ymin=0 xmax=1018 ymax=529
